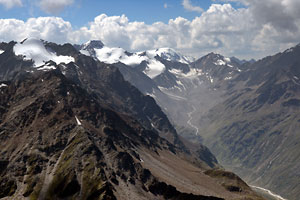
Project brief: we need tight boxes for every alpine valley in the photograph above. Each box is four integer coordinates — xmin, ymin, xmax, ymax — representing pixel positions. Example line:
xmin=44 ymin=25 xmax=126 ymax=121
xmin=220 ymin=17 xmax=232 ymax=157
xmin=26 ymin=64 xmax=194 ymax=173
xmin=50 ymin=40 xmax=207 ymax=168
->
xmin=76 ymin=40 xmax=300 ymax=200
xmin=0 ymin=37 xmax=296 ymax=200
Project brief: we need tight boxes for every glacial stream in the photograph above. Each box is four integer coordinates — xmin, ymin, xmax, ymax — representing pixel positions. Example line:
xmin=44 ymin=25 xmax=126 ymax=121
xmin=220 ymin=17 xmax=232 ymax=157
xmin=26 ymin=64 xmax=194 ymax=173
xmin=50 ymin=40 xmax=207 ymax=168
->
xmin=250 ymin=185 xmax=287 ymax=200
xmin=187 ymin=105 xmax=199 ymax=135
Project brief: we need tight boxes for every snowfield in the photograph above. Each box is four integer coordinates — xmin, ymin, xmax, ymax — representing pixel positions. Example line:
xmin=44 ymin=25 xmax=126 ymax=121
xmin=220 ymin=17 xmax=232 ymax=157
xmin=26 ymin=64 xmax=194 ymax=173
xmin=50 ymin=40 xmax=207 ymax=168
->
xmin=94 ymin=46 xmax=145 ymax=65
xmin=143 ymin=59 xmax=166 ymax=79
xmin=14 ymin=38 xmax=74 ymax=68
xmin=214 ymin=59 xmax=226 ymax=66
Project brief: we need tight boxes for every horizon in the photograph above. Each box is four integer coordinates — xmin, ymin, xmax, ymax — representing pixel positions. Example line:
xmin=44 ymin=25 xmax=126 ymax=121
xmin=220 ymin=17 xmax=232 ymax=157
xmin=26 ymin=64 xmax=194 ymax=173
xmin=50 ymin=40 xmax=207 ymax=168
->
xmin=1 ymin=0 xmax=300 ymax=60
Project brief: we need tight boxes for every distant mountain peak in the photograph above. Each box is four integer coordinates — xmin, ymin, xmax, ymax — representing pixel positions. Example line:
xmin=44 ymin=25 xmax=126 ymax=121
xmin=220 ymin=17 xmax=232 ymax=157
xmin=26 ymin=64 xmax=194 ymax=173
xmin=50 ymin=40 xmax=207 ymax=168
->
xmin=200 ymin=52 xmax=232 ymax=66
xmin=78 ymin=40 xmax=105 ymax=57
xmin=82 ymin=40 xmax=104 ymax=50
xmin=148 ymin=47 xmax=194 ymax=64
xmin=206 ymin=52 xmax=222 ymax=57
xmin=230 ymin=56 xmax=256 ymax=65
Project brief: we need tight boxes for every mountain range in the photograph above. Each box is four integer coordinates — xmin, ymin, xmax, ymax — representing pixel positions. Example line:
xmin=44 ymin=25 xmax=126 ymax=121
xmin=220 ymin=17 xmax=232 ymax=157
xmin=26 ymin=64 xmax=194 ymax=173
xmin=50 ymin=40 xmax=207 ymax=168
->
xmin=0 ymin=38 xmax=266 ymax=200
xmin=75 ymin=40 xmax=300 ymax=200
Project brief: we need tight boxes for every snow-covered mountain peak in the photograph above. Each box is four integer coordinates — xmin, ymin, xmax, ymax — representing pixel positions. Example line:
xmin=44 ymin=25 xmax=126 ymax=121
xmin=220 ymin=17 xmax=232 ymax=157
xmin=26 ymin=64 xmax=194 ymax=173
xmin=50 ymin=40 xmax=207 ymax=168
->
xmin=14 ymin=38 xmax=74 ymax=69
xmin=82 ymin=40 xmax=104 ymax=50
xmin=92 ymin=46 xmax=166 ymax=79
xmin=147 ymin=48 xmax=194 ymax=64
xmin=205 ymin=52 xmax=221 ymax=58
xmin=79 ymin=40 xmax=104 ymax=57
xmin=200 ymin=52 xmax=236 ymax=68
xmin=205 ymin=52 xmax=226 ymax=61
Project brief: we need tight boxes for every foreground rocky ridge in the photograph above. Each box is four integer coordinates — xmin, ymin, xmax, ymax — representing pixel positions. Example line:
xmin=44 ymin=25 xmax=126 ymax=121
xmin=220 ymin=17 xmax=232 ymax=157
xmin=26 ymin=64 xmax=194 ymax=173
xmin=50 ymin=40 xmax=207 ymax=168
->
xmin=0 ymin=70 xmax=216 ymax=199
xmin=0 ymin=39 xmax=264 ymax=199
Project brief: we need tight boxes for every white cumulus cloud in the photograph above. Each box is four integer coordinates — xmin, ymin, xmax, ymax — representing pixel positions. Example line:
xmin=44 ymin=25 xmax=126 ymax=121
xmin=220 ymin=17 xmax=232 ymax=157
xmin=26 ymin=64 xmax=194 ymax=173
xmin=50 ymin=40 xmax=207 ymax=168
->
xmin=0 ymin=17 xmax=75 ymax=43
xmin=182 ymin=0 xmax=203 ymax=12
xmin=0 ymin=0 xmax=22 ymax=9
xmin=217 ymin=0 xmax=300 ymax=31
xmin=39 ymin=0 xmax=74 ymax=14
xmin=78 ymin=5 xmax=258 ymax=58
xmin=1 ymin=2 xmax=300 ymax=60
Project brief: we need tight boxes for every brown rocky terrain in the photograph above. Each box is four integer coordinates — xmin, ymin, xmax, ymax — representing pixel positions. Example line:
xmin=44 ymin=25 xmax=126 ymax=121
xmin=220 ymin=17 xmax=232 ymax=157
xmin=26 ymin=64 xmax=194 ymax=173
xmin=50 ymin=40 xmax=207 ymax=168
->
xmin=0 ymin=39 xmax=266 ymax=200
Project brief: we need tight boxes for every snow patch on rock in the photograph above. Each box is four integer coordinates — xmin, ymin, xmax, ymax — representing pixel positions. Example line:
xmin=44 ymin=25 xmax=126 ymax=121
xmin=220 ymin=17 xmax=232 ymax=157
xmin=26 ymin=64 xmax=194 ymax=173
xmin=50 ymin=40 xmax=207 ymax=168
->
xmin=37 ymin=63 xmax=56 ymax=71
xmin=169 ymin=68 xmax=204 ymax=79
xmin=144 ymin=59 xmax=166 ymax=79
xmin=75 ymin=116 xmax=82 ymax=126
xmin=80 ymin=49 xmax=90 ymax=56
xmin=214 ymin=59 xmax=226 ymax=66
xmin=224 ymin=57 xmax=231 ymax=62
xmin=0 ymin=83 xmax=8 ymax=88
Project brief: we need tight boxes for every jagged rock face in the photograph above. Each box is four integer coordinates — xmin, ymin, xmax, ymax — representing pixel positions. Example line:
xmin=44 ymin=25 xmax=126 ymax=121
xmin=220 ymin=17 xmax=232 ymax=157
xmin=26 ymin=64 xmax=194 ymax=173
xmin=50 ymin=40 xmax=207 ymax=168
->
xmin=190 ymin=53 xmax=242 ymax=87
xmin=74 ymin=40 xmax=104 ymax=59
xmin=81 ymin=40 xmax=104 ymax=50
xmin=198 ymin=44 xmax=300 ymax=200
xmin=73 ymin=53 xmax=186 ymax=150
xmin=0 ymin=71 xmax=185 ymax=199
xmin=113 ymin=62 xmax=158 ymax=94
xmin=0 ymin=41 xmax=32 ymax=81
xmin=0 ymin=70 xmax=156 ymax=199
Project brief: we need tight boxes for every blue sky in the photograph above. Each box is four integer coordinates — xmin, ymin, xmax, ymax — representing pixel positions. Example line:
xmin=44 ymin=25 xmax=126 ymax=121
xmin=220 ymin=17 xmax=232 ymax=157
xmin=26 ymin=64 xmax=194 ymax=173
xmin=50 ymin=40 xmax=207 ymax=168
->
xmin=0 ymin=0 xmax=299 ymax=59
xmin=0 ymin=0 xmax=240 ymax=26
